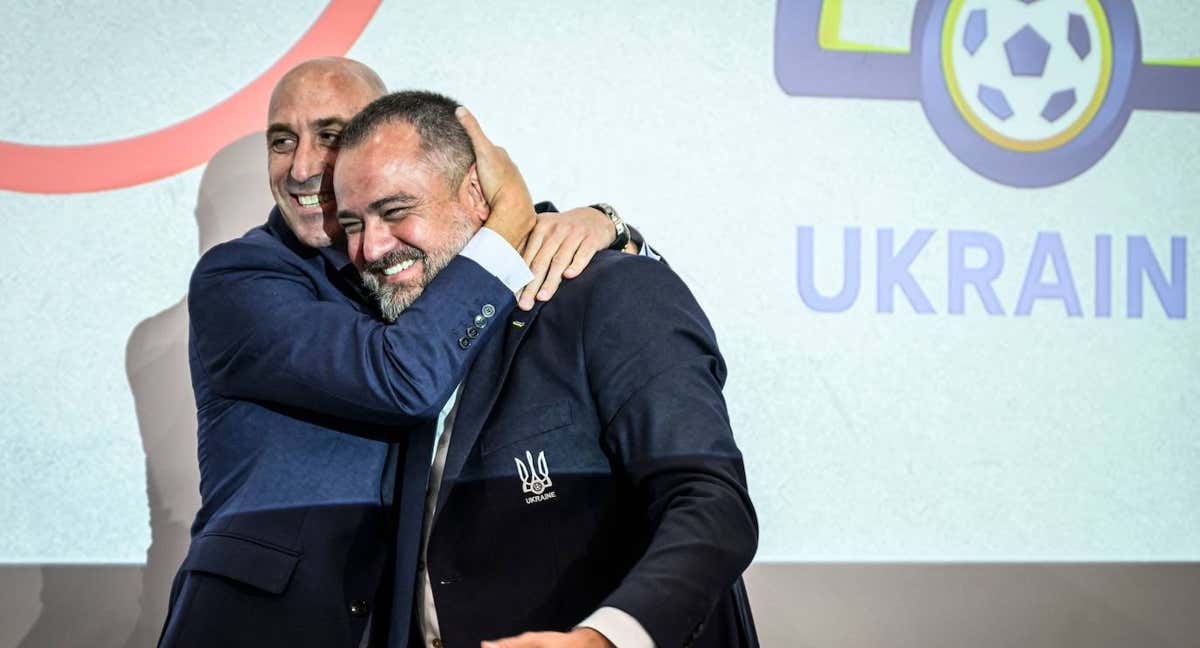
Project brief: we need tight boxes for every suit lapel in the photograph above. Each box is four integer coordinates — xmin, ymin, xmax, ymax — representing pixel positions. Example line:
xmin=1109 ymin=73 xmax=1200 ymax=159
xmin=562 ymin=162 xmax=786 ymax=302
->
xmin=437 ymin=301 xmax=545 ymax=510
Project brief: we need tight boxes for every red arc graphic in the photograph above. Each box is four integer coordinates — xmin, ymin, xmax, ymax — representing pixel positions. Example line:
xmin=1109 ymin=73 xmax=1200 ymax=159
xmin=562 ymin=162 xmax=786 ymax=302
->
xmin=0 ymin=0 xmax=380 ymax=194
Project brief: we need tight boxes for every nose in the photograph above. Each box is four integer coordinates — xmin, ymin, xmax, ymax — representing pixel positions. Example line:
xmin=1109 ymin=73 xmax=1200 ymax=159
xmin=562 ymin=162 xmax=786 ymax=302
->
xmin=290 ymin=139 xmax=328 ymax=185
xmin=361 ymin=217 xmax=397 ymax=265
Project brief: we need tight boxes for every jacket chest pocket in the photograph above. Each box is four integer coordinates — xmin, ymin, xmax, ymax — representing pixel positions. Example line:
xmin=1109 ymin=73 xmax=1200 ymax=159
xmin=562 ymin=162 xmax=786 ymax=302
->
xmin=480 ymin=400 xmax=574 ymax=456
xmin=479 ymin=399 xmax=611 ymax=476
xmin=182 ymin=532 xmax=300 ymax=594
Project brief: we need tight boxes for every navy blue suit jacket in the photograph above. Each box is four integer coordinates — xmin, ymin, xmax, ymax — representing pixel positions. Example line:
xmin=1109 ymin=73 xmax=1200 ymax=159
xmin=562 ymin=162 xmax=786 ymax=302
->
xmin=404 ymin=252 xmax=759 ymax=648
xmin=159 ymin=208 xmax=517 ymax=647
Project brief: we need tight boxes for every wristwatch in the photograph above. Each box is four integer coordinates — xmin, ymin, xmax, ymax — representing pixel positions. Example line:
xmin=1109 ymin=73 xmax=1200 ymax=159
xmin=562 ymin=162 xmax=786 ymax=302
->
xmin=591 ymin=203 xmax=629 ymax=251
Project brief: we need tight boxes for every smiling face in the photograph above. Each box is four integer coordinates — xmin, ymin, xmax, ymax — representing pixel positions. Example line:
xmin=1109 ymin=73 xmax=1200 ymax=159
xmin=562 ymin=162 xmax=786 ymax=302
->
xmin=334 ymin=119 xmax=488 ymax=320
xmin=266 ymin=60 xmax=384 ymax=247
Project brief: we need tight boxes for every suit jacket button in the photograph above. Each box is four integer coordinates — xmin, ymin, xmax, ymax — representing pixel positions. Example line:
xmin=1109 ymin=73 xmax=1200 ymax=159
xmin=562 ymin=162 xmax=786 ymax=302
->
xmin=466 ymin=325 xmax=480 ymax=339
xmin=482 ymin=304 xmax=496 ymax=318
xmin=458 ymin=336 xmax=471 ymax=350
xmin=474 ymin=314 xmax=486 ymax=327
xmin=349 ymin=599 xmax=369 ymax=617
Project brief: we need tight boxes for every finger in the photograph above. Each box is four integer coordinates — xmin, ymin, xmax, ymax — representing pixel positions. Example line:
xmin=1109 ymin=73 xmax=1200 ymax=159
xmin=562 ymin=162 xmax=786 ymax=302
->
xmin=528 ymin=231 xmax=564 ymax=283
xmin=520 ymin=232 xmax=564 ymax=309
xmin=517 ymin=281 xmax=539 ymax=311
xmin=562 ymin=244 xmax=598 ymax=279
xmin=537 ymin=237 xmax=584 ymax=301
xmin=522 ymin=223 xmax=548 ymax=266
xmin=518 ymin=258 xmax=549 ymax=310
xmin=455 ymin=106 xmax=495 ymax=153
xmin=482 ymin=632 xmax=545 ymax=647
xmin=518 ymin=271 xmax=547 ymax=312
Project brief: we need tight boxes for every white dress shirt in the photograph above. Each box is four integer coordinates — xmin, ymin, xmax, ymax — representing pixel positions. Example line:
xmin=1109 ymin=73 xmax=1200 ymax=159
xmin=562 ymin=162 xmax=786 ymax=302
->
xmin=458 ymin=226 xmax=535 ymax=292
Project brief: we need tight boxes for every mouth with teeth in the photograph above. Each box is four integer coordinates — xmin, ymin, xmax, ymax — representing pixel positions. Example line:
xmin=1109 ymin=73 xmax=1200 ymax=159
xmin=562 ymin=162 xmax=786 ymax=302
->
xmin=291 ymin=192 xmax=334 ymax=210
xmin=383 ymin=258 xmax=417 ymax=277
xmin=365 ymin=248 xmax=426 ymax=286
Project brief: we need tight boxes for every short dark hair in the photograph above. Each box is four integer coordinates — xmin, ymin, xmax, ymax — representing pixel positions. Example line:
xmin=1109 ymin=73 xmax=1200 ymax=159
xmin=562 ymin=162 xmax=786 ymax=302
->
xmin=339 ymin=90 xmax=475 ymax=191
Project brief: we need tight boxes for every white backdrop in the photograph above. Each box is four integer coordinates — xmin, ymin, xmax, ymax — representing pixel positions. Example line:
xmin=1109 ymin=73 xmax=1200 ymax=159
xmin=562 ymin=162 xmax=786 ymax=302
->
xmin=1 ymin=1 xmax=1197 ymax=569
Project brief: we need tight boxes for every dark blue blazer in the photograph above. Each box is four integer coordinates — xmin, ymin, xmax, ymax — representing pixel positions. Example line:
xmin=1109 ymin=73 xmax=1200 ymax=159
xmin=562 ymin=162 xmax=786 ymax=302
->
xmin=399 ymin=251 xmax=759 ymax=648
xmin=158 ymin=207 xmax=517 ymax=647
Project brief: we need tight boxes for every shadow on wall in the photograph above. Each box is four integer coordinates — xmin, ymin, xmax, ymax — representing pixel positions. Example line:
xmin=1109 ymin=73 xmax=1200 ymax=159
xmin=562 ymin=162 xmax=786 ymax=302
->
xmin=1 ymin=132 xmax=274 ymax=648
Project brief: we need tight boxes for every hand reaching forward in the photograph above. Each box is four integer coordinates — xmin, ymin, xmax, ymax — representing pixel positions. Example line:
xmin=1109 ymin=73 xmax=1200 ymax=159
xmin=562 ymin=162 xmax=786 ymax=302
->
xmin=482 ymin=628 xmax=614 ymax=648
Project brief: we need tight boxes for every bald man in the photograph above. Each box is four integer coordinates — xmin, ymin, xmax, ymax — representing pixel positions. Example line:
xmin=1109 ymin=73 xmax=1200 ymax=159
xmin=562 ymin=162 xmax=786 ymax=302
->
xmin=158 ymin=58 xmax=651 ymax=648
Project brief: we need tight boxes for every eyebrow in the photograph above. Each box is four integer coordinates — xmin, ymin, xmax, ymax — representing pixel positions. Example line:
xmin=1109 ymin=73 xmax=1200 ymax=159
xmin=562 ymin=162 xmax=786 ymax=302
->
xmin=369 ymin=192 xmax=419 ymax=212
xmin=313 ymin=117 xmax=347 ymax=130
xmin=338 ymin=193 xmax=421 ymax=223
xmin=266 ymin=117 xmax=347 ymax=135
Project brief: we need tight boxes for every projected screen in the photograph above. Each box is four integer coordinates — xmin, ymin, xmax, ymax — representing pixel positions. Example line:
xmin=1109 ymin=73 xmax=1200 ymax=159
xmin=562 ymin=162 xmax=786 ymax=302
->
xmin=1 ymin=0 xmax=1197 ymax=565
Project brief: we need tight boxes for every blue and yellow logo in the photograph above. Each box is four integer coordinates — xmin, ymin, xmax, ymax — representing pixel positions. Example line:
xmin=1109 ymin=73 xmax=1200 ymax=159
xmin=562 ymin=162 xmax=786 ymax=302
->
xmin=775 ymin=0 xmax=1200 ymax=187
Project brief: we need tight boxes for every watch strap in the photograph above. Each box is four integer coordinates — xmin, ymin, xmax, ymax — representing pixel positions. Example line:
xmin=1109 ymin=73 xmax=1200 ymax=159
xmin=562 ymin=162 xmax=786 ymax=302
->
xmin=591 ymin=203 xmax=629 ymax=251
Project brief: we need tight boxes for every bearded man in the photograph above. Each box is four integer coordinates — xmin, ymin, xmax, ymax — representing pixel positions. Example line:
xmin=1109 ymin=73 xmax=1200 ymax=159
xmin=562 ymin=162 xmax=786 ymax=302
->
xmin=330 ymin=90 xmax=759 ymax=648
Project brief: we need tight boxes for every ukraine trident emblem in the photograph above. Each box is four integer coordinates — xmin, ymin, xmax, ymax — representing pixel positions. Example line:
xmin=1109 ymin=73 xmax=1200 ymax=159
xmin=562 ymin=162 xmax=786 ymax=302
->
xmin=515 ymin=450 xmax=553 ymax=495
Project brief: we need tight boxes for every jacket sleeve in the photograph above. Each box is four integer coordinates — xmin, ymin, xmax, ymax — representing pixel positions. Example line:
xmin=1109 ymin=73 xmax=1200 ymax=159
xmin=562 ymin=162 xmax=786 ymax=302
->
xmin=583 ymin=256 xmax=758 ymax=647
xmin=188 ymin=239 xmax=514 ymax=426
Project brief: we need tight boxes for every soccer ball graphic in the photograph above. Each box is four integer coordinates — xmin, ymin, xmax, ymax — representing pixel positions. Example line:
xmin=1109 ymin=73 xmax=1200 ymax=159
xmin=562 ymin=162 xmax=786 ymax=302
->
xmin=943 ymin=0 xmax=1109 ymax=151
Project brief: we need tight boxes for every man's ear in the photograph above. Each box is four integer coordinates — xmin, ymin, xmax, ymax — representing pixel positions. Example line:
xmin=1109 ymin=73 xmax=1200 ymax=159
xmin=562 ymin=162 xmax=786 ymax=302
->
xmin=460 ymin=163 xmax=491 ymax=222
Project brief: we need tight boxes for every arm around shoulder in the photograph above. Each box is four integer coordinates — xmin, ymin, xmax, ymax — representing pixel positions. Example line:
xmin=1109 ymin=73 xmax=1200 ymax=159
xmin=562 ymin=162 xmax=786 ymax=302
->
xmin=188 ymin=240 xmax=515 ymax=427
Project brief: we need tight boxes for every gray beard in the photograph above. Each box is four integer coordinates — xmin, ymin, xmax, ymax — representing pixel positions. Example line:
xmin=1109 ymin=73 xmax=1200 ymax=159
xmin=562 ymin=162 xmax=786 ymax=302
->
xmin=361 ymin=216 xmax=475 ymax=322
